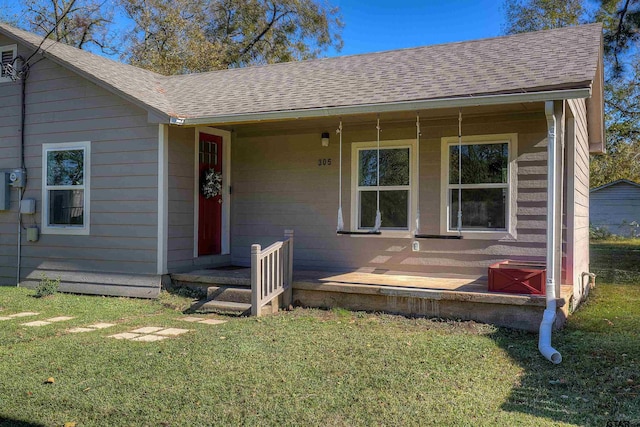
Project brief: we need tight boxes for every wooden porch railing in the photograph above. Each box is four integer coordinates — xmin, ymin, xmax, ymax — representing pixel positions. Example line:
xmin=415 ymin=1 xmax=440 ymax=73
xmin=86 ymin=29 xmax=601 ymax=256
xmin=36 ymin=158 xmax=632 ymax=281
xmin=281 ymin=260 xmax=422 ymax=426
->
xmin=250 ymin=230 xmax=293 ymax=317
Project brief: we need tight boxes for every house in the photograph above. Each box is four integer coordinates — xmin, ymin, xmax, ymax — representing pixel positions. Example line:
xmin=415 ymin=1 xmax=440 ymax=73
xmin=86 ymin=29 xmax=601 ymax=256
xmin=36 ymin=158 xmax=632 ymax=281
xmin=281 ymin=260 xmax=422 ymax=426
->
xmin=0 ymin=23 xmax=604 ymax=357
xmin=590 ymin=179 xmax=640 ymax=237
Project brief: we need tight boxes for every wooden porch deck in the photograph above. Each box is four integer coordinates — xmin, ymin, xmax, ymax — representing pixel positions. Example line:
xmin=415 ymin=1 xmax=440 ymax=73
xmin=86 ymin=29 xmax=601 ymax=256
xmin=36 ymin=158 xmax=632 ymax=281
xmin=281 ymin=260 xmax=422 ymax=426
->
xmin=170 ymin=267 xmax=572 ymax=331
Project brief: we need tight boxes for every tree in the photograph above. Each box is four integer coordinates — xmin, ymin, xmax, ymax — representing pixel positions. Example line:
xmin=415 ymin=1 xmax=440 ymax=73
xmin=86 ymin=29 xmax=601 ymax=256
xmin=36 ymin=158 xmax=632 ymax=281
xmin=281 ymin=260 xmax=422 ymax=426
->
xmin=1 ymin=0 xmax=117 ymax=54
xmin=502 ymin=0 xmax=585 ymax=34
xmin=598 ymin=0 xmax=640 ymax=76
xmin=503 ymin=0 xmax=640 ymax=187
xmin=120 ymin=0 xmax=343 ymax=75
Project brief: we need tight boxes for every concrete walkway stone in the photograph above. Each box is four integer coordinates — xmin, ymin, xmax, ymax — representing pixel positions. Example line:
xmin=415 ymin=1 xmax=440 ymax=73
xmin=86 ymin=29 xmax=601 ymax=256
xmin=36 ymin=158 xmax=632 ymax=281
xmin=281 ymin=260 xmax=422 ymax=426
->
xmin=46 ymin=316 xmax=75 ymax=322
xmin=131 ymin=327 xmax=164 ymax=334
xmin=198 ymin=319 xmax=227 ymax=325
xmin=23 ymin=320 xmax=51 ymax=327
xmin=88 ymin=323 xmax=115 ymax=329
xmin=110 ymin=332 xmax=141 ymax=340
xmin=155 ymin=328 xmax=189 ymax=336
xmin=69 ymin=327 xmax=95 ymax=333
xmin=131 ymin=335 xmax=168 ymax=342
xmin=178 ymin=316 xmax=204 ymax=322
xmin=1 ymin=312 xmax=40 ymax=320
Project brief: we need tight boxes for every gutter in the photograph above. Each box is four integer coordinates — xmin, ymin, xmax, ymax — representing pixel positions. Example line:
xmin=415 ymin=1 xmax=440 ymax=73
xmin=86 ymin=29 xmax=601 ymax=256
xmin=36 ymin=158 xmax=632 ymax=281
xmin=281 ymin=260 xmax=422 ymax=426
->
xmin=539 ymin=100 xmax=562 ymax=364
xmin=172 ymin=87 xmax=592 ymax=126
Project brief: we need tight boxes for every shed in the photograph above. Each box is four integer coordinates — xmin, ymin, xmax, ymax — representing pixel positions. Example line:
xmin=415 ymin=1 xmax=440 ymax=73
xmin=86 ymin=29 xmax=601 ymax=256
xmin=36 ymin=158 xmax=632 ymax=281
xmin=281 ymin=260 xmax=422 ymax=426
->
xmin=590 ymin=179 xmax=640 ymax=237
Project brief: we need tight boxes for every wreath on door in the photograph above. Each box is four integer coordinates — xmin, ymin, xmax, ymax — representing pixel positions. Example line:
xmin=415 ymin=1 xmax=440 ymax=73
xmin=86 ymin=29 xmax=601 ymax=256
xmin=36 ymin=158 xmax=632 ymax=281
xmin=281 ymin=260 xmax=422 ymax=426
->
xmin=201 ymin=168 xmax=223 ymax=199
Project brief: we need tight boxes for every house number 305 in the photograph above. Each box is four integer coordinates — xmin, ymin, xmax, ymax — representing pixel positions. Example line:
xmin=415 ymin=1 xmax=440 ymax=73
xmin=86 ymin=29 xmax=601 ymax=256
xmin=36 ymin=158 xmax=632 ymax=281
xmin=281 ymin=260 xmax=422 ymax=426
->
xmin=318 ymin=158 xmax=332 ymax=166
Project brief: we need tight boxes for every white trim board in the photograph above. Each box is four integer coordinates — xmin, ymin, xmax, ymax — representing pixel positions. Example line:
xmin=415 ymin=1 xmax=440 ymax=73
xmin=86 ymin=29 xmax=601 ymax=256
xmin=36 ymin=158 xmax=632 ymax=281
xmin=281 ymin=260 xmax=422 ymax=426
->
xmin=350 ymin=139 xmax=418 ymax=238
xmin=439 ymin=133 xmax=518 ymax=240
xmin=41 ymin=141 xmax=91 ymax=236
xmin=157 ymin=124 xmax=169 ymax=275
xmin=193 ymin=127 xmax=232 ymax=258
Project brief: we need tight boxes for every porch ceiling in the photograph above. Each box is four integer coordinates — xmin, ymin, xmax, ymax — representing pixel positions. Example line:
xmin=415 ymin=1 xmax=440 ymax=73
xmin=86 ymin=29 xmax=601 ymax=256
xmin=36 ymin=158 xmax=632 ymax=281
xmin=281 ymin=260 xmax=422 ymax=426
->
xmin=208 ymin=102 xmax=545 ymax=136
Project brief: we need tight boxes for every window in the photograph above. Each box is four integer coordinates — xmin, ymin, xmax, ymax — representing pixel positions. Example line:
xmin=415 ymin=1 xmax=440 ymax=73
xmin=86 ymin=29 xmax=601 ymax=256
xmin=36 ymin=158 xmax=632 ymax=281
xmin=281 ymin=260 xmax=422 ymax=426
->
xmin=440 ymin=134 xmax=517 ymax=239
xmin=351 ymin=140 xmax=416 ymax=233
xmin=0 ymin=44 xmax=17 ymax=82
xmin=42 ymin=142 xmax=91 ymax=235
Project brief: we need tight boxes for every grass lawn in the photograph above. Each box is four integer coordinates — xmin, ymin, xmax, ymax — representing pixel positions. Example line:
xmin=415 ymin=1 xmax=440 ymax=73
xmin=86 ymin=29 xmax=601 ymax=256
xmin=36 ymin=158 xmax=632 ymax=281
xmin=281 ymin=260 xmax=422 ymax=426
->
xmin=0 ymin=243 xmax=638 ymax=427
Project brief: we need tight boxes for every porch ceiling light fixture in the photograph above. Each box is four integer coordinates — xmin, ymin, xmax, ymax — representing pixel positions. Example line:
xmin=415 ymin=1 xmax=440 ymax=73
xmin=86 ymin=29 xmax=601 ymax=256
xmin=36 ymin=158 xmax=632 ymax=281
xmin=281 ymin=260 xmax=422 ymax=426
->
xmin=321 ymin=132 xmax=330 ymax=147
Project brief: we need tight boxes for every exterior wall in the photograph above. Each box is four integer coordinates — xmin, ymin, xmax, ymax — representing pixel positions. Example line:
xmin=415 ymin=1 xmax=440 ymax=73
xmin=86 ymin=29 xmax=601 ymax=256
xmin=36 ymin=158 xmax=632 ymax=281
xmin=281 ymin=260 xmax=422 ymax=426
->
xmin=568 ymin=98 xmax=591 ymax=304
xmin=230 ymin=110 xmax=551 ymax=278
xmin=0 ymin=35 xmax=160 ymax=296
xmin=590 ymin=183 xmax=640 ymax=237
xmin=167 ymin=127 xmax=196 ymax=270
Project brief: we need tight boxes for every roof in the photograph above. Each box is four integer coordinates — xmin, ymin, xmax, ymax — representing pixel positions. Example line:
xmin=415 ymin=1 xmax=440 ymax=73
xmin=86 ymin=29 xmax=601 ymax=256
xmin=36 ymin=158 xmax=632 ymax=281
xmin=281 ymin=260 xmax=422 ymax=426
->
xmin=0 ymin=22 xmax=603 ymax=124
xmin=590 ymin=179 xmax=640 ymax=192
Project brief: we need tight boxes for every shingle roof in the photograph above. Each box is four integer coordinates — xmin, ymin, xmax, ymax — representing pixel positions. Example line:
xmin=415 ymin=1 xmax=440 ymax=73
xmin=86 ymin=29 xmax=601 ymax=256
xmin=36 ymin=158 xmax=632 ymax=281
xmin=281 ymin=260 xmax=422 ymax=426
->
xmin=0 ymin=22 xmax=602 ymax=122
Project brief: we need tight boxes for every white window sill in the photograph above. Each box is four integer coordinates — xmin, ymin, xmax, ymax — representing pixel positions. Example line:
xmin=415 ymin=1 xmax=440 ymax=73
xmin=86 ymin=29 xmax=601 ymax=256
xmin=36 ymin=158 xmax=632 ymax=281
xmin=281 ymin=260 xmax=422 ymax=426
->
xmin=442 ymin=230 xmax=517 ymax=241
xmin=347 ymin=230 xmax=413 ymax=239
xmin=41 ymin=226 xmax=90 ymax=236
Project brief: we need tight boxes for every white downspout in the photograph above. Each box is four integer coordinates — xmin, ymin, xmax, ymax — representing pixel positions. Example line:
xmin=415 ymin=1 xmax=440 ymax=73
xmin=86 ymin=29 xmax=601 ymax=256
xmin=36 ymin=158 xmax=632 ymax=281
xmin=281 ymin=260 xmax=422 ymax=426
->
xmin=540 ymin=101 xmax=562 ymax=364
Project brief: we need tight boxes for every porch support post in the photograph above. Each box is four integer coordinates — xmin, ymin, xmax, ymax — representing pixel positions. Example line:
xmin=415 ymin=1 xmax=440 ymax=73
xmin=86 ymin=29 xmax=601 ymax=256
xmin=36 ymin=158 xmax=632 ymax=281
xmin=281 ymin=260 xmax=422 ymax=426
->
xmin=283 ymin=229 xmax=294 ymax=308
xmin=251 ymin=244 xmax=262 ymax=317
xmin=539 ymin=100 xmax=563 ymax=364
xmin=157 ymin=124 xmax=169 ymax=275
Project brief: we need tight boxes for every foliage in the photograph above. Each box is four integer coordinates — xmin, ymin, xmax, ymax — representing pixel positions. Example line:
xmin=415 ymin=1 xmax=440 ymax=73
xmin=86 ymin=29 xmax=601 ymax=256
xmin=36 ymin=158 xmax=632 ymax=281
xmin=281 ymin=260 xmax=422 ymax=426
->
xmin=34 ymin=273 xmax=60 ymax=298
xmin=3 ymin=0 xmax=117 ymax=54
xmin=502 ymin=0 xmax=585 ymax=34
xmin=503 ymin=0 xmax=640 ymax=187
xmin=119 ymin=0 xmax=343 ymax=74
xmin=1 ymin=0 xmax=342 ymax=75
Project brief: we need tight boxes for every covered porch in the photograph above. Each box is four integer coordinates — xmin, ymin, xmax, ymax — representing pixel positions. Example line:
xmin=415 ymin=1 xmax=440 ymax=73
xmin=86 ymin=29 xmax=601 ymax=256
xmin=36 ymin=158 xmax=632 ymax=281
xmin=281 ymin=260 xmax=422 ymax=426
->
xmin=170 ymin=266 xmax=572 ymax=331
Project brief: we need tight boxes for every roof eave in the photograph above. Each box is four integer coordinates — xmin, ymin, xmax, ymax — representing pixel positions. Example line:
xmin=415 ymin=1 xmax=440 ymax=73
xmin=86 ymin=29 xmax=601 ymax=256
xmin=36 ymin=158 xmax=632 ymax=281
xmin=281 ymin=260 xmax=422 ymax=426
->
xmin=0 ymin=25 xmax=172 ymax=123
xmin=176 ymin=87 xmax=592 ymax=126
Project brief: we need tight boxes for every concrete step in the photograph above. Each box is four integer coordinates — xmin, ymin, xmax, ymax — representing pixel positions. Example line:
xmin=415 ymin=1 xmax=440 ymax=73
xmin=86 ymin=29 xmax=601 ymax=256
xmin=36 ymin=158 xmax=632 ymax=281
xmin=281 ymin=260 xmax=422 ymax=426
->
xmin=206 ymin=286 xmax=252 ymax=304
xmin=193 ymin=300 xmax=252 ymax=315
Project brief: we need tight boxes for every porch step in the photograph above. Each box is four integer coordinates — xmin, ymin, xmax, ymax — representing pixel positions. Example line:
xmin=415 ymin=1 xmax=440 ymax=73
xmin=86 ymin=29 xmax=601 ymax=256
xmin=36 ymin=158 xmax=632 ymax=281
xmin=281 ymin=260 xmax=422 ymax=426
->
xmin=194 ymin=300 xmax=252 ymax=315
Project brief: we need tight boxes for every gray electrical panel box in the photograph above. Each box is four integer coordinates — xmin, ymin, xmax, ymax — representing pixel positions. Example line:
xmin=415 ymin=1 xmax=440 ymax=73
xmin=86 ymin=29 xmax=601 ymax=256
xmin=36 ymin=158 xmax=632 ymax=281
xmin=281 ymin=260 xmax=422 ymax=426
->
xmin=0 ymin=172 xmax=10 ymax=211
xmin=20 ymin=198 xmax=36 ymax=214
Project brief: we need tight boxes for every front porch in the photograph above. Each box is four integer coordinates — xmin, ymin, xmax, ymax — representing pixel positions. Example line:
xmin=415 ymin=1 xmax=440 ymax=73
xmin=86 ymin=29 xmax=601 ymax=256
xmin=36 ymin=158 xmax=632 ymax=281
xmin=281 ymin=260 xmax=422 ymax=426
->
xmin=170 ymin=267 xmax=572 ymax=331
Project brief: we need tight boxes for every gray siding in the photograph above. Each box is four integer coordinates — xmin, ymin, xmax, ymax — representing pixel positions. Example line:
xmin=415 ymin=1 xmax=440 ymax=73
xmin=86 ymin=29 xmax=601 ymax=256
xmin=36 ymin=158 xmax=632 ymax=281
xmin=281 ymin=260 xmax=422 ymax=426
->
xmin=230 ymin=111 xmax=550 ymax=277
xmin=167 ymin=127 xmax=196 ymax=270
xmin=591 ymin=182 xmax=640 ymax=237
xmin=0 ymin=35 xmax=159 ymax=296
xmin=568 ymin=98 xmax=591 ymax=302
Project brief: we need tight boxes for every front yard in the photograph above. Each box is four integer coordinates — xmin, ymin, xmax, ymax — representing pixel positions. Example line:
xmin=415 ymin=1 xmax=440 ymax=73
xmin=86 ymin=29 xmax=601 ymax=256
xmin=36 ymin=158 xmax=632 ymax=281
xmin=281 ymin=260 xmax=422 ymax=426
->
xmin=0 ymin=241 xmax=638 ymax=426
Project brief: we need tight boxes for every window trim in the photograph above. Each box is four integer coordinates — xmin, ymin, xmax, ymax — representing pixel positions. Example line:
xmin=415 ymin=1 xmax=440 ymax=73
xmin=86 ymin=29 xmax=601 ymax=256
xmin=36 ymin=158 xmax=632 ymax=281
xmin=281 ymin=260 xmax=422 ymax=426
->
xmin=439 ymin=133 xmax=518 ymax=240
xmin=41 ymin=141 xmax=91 ymax=236
xmin=350 ymin=139 xmax=417 ymax=237
xmin=0 ymin=44 xmax=17 ymax=83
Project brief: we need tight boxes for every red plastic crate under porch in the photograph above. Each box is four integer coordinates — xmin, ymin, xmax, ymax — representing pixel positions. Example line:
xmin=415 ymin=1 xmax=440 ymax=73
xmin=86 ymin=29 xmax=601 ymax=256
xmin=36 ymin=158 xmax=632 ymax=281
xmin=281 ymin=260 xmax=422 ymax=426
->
xmin=488 ymin=261 xmax=546 ymax=295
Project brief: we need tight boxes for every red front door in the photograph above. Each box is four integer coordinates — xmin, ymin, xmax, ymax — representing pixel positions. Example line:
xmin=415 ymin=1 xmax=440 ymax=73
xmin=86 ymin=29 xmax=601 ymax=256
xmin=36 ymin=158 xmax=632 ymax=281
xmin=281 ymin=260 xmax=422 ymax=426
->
xmin=198 ymin=133 xmax=223 ymax=256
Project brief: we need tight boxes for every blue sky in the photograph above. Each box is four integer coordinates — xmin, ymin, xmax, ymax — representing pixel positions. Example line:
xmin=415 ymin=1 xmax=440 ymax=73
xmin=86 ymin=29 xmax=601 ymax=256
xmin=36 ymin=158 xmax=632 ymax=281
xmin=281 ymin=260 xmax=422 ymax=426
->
xmin=1 ymin=0 xmax=507 ymax=58
xmin=328 ymin=0 xmax=505 ymax=56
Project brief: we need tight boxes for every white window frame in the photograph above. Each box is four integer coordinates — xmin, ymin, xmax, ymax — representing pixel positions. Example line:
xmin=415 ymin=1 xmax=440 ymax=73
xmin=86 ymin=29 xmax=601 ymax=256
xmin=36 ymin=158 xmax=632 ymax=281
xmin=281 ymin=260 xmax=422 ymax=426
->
xmin=41 ymin=141 xmax=91 ymax=235
xmin=0 ymin=44 xmax=17 ymax=83
xmin=440 ymin=133 xmax=517 ymax=240
xmin=350 ymin=139 xmax=417 ymax=238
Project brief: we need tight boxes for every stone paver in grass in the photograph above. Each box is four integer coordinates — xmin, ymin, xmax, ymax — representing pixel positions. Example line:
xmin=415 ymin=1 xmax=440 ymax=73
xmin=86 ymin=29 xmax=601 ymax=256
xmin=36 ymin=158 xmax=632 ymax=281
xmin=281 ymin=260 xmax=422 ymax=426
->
xmin=178 ymin=316 xmax=204 ymax=322
xmin=1 ymin=312 xmax=40 ymax=320
xmin=110 ymin=332 xmax=141 ymax=340
xmin=46 ymin=316 xmax=75 ymax=323
xmin=131 ymin=326 xmax=165 ymax=334
xmin=87 ymin=323 xmax=115 ymax=329
xmin=131 ymin=335 xmax=168 ymax=342
xmin=69 ymin=327 xmax=95 ymax=333
xmin=22 ymin=320 xmax=52 ymax=327
xmin=155 ymin=328 xmax=190 ymax=336
xmin=198 ymin=319 xmax=227 ymax=325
